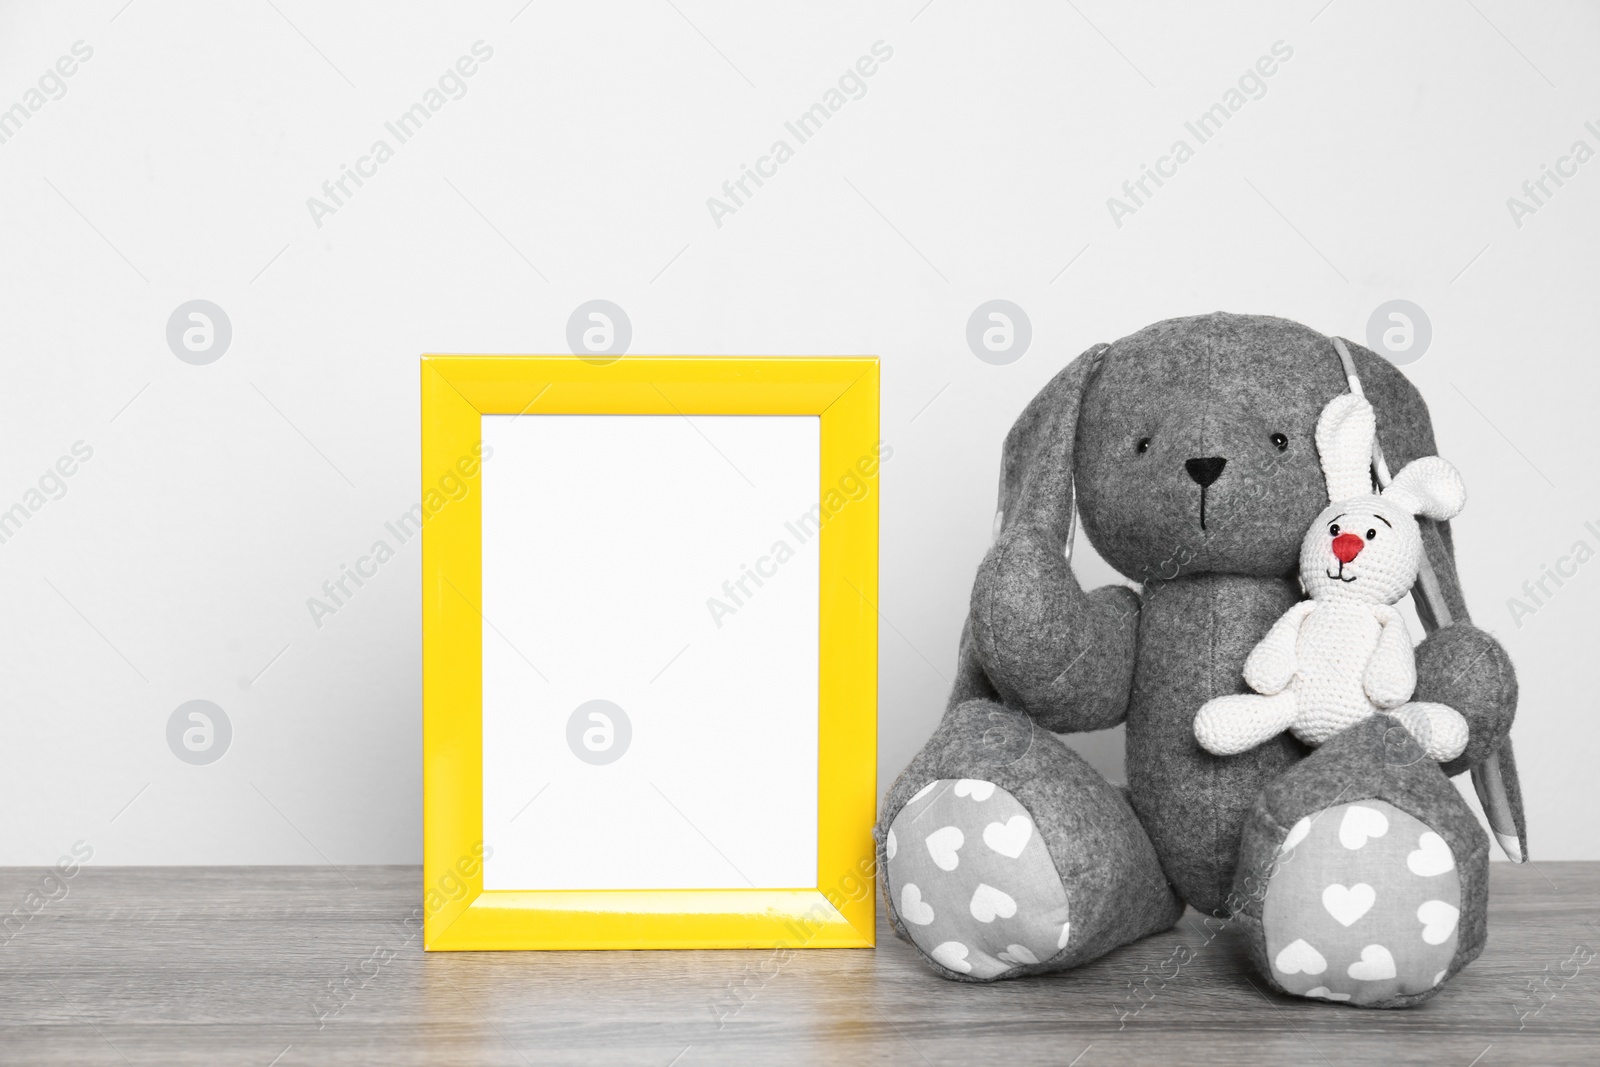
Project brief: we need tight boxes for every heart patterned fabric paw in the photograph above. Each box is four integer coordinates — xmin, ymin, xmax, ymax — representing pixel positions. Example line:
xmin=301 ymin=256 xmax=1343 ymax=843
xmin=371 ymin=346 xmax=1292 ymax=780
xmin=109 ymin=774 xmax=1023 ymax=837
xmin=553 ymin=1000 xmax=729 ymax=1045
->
xmin=884 ymin=779 xmax=1072 ymax=980
xmin=1231 ymin=714 xmax=1491 ymax=1008
xmin=1260 ymin=800 xmax=1460 ymax=1005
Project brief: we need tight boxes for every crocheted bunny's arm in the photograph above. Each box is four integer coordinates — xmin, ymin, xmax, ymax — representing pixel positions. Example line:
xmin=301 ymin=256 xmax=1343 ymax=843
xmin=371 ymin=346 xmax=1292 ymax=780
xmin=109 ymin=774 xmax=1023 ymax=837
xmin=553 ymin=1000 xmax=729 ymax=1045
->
xmin=1242 ymin=599 xmax=1317 ymax=695
xmin=1364 ymin=603 xmax=1417 ymax=709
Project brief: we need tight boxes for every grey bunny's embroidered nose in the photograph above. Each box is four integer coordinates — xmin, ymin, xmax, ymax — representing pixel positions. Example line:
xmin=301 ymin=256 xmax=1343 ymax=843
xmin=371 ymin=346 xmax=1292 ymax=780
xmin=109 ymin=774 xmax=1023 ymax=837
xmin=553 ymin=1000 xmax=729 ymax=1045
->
xmin=1184 ymin=456 xmax=1227 ymax=486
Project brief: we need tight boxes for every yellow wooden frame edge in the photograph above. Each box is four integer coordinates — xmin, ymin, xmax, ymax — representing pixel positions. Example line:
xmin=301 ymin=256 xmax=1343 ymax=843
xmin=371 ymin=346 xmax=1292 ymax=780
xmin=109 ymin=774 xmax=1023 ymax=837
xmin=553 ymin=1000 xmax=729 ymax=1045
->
xmin=421 ymin=355 xmax=879 ymax=950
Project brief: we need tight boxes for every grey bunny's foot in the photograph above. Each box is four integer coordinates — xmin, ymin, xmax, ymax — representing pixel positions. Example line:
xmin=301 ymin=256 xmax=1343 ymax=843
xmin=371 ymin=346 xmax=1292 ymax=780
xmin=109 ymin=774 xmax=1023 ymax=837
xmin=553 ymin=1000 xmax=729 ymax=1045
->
xmin=877 ymin=699 xmax=1182 ymax=981
xmin=1232 ymin=715 xmax=1488 ymax=1008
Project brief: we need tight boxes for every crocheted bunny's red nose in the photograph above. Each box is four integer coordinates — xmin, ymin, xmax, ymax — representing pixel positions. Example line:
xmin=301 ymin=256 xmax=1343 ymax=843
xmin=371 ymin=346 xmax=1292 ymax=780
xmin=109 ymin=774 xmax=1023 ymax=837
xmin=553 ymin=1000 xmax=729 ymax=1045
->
xmin=1331 ymin=532 xmax=1364 ymax=564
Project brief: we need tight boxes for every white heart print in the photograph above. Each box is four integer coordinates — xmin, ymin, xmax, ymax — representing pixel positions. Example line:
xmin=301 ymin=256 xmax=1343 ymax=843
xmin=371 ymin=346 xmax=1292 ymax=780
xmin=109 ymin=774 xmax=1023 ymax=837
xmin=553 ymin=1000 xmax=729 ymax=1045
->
xmin=1347 ymin=944 xmax=1397 ymax=981
xmin=930 ymin=941 xmax=972 ymax=974
xmin=1338 ymin=805 xmax=1389 ymax=850
xmin=1417 ymin=900 xmax=1459 ymax=945
xmin=925 ymin=826 xmax=964 ymax=871
xmin=997 ymin=944 xmax=1039 ymax=966
xmin=1407 ymin=832 xmax=1454 ymax=877
xmin=1321 ymin=883 xmax=1376 ymax=927
xmin=1274 ymin=938 xmax=1328 ymax=976
xmin=983 ymin=815 xmax=1033 ymax=858
xmin=1305 ymin=986 xmax=1351 ymax=1002
xmin=954 ymin=779 xmax=996 ymax=801
xmin=899 ymin=883 xmax=934 ymax=926
xmin=968 ymin=883 xmax=1018 ymax=923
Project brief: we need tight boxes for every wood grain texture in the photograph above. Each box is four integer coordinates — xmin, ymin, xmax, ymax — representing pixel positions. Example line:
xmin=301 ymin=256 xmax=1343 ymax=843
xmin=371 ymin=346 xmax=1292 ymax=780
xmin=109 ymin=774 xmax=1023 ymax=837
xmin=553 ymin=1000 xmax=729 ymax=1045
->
xmin=1 ymin=864 xmax=1596 ymax=1065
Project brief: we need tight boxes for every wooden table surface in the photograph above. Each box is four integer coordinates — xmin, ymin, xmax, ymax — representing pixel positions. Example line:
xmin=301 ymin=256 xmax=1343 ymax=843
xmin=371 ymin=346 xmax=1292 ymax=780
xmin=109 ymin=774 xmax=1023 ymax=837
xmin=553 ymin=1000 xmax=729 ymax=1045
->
xmin=1 ymin=863 xmax=1596 ymax=1065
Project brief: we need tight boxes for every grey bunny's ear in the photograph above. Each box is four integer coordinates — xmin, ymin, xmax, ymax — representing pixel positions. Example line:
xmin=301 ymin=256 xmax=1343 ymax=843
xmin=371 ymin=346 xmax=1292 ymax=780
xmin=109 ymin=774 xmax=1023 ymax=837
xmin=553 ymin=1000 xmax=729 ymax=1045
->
xmin=993 ymin=344 xmax=1110 ymax=554
xmin=1332 ymin=335 xmax=1525 ymax=861
xmin=1314 ymin=392 xmax=1377 ymax=502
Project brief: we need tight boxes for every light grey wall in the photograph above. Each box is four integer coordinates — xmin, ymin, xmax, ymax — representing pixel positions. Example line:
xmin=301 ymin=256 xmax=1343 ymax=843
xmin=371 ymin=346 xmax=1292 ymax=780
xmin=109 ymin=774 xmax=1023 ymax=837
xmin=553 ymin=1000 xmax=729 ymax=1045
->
xmin=3 ymin=0 xmax=1596 ymax=864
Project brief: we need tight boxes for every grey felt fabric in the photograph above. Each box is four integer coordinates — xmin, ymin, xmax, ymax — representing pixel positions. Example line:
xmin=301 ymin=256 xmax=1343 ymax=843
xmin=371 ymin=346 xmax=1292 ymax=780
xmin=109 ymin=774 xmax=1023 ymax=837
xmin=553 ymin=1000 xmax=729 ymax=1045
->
xmin=1231 ymin=714 xmax=1489 ymax=1008
xmin=1075 ymin=315 xmax=1343 ymax=581
xmin=1126 ymin=572 xmax=1309 ymax=914
xmin=879 ymin=311 xmax=1520 ymax=995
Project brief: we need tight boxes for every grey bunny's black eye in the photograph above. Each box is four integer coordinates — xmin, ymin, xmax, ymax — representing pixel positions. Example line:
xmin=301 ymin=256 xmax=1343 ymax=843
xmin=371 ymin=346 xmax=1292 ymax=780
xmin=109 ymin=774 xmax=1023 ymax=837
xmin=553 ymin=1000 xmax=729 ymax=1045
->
xmin=1136 ymin=437 xmax=1151 ymax=454
xmin=1270 ymin=432 xmax=1288 ymax=452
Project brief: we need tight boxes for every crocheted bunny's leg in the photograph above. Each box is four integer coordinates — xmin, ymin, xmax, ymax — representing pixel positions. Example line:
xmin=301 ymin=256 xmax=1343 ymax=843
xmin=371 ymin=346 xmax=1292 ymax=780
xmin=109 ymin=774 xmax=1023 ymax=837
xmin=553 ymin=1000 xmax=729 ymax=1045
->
xmin=1194 ymin=690 xmax=1299 ymax=756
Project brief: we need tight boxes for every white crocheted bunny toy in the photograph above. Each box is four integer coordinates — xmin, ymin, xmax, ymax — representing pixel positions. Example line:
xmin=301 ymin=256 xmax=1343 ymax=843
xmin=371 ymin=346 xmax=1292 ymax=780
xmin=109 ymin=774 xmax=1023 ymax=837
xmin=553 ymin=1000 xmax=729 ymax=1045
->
xmin=1193 ymin=392 xmax=1470 ymax=762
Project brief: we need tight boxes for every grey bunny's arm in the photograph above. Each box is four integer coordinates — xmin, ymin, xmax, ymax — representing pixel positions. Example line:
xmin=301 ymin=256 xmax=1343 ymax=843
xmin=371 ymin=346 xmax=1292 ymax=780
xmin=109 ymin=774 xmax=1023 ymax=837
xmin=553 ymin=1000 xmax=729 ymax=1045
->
xmin=969 ymin=531 xmax=1140 ymax=732
xmin=965 ymin=345 xmax=1138 ymax=734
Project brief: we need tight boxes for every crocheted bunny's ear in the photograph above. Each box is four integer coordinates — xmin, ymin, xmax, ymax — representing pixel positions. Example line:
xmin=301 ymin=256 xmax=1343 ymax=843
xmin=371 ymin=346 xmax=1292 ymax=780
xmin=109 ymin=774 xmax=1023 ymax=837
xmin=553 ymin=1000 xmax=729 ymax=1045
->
xmin=1315 ymin=392 xmax=1376 ymax=503
xmin=1386 ymin=456 xmax=1467 ymax=521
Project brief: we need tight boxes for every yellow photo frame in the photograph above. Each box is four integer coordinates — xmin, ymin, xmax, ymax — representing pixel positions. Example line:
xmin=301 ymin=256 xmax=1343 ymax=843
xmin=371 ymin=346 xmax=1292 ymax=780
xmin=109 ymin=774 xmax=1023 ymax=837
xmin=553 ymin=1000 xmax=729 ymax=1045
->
xmin=420 ymin=355 xmax=879 ymax=950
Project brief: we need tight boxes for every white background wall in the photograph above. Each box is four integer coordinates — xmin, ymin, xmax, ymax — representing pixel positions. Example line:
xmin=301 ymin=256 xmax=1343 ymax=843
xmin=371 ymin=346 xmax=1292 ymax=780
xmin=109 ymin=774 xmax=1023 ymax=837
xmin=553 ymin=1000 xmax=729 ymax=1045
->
xmin=2 ymin=0 xmax=1596 ymax=866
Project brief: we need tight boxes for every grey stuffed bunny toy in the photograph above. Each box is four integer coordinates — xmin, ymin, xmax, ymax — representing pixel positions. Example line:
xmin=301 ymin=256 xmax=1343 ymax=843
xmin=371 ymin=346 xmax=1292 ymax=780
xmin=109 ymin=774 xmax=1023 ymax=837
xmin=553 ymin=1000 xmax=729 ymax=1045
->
xmin=877 ymin=313 xmax=1521 ymax=1008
